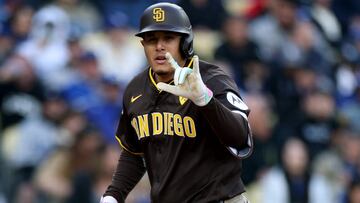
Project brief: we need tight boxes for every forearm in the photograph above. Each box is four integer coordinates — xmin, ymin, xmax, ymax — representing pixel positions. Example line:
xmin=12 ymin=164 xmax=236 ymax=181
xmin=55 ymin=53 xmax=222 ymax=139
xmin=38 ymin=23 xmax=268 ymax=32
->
xmin=103 ymin=150 xmax=146 ymax=203
xmin=199 ymin=98 xmax=250 ymax=149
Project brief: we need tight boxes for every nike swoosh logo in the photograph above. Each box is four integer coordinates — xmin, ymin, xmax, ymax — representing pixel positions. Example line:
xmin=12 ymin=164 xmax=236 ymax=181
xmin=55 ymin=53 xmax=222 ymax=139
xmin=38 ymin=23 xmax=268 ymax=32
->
xmin=131 ymin=94 xmax=142 ymax=103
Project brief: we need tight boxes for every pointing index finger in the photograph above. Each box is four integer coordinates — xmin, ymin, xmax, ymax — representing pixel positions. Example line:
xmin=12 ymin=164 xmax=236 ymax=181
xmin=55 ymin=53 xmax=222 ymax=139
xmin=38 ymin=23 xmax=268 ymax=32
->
xmin=166 ymin=52 xmax=181 ymax=70
xmin=192 ymin=55 xmax=200 ymax=75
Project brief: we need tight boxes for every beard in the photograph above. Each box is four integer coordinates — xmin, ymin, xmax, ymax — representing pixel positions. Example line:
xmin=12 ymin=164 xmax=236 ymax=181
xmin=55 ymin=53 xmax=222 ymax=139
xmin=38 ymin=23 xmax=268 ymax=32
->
xmin=152 ymin=66 xmax=174 ymax=83
xmin=155 ymin=69 xmax=170 ymax=76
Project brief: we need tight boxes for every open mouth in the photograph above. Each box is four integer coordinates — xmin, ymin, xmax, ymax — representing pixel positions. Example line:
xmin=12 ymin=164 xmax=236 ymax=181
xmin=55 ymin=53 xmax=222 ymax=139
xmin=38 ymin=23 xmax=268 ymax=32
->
xmin=155 ymin=55 xmax=166 ymax=64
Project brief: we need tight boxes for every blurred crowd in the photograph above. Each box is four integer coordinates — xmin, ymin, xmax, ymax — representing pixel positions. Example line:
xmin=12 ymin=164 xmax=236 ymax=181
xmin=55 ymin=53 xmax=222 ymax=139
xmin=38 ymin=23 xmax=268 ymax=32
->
xmin=0 ymin=0 xmax=359 ymax=202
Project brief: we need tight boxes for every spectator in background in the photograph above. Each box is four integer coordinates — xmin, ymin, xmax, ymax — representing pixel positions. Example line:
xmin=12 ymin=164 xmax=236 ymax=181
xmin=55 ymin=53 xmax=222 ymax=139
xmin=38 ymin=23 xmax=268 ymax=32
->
xmin=268 ymin=62 xmax=305 ymax=145
xmin=66 ymin=129 xmax=105 ymax=203
xmin=309 ymin=0 xmax=342 ymax=48
xmin=0 ymin=53 xmax=44 ymax=202
xmin=46 ymin=30 xmax=87 ymax=92
xmin=335 ymin=59 xmax=359 ymax=108
xmin=16 ymin=5 xmax=70 ymax=90
xmin=276 ymin=21 xmax=335 ymax=77
xmin=32 ymin=111 xmax=88 ymax=202
xmin=0 ymin=53 xmax=45 ymax=130
xmin=268 ymin=21 xmax=335 ymax=146
xmin=214 ymin=15 xmax=265 ymax=92
xmin=178 ymin=0 xmax=228 ymax=30
xmin=260 ymin=137 xmax=334 ymax=203
xmin=66 ymin=32 xmax=85 ymax=69
xmin=60 ymin=51 xmax=122 ymax=144
xmin=57 ymin=110 xmax=88 ymax=147
xmin=340 ymin=131 xmax=360 ymax=193
xmin=60 ymin=51 xmax=104 ymax=112
xmin=311 ymin=126 xmax=360 ymax=202
xmin=311 ymin=127 xmax=359 ymax=203
xmin=249 ymin=0 xmax=300 ymax=61
xmin=1 ymin=93 xmax=67 ymax=203
xmin=338 ymin=82 xmax=360 ymax=135
xmin=348 ymin=179 xmax=360 ymax=203
xmin=81 ymin=11 xmax=145 ymax=86
xmin=34 ymin=128 xmax=105 ymax=203
xmin=0 ymin=26 xmax=14 ymax=64
xmin=54 ymin=0 xmax=102 ymax=34
xmin=85 ymin=76 xmax=122 ymax=144
xmin=311 ymin=152 xmax=345 ymax=203
xmin=242 ymin=93 xmax=277 ymax=186
xmin=5 ymin=4 xmax=34 ymax=44
xmin=336 ymin=15 xmax=360 ymax=108
xmin=298 ymin=89 xmax=336 ymax=159
xmin=0 ymin=4 xmax=34 ymax=64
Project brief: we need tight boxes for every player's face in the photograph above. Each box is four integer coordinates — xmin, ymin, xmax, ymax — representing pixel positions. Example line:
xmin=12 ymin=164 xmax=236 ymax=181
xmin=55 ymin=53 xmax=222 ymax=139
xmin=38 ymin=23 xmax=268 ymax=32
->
xmin=141 ymin=31 xmax=185 ymax=82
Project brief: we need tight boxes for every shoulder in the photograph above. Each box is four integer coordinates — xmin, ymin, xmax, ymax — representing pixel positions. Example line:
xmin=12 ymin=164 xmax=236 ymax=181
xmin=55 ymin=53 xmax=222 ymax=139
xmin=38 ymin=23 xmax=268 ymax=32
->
xmin=199 ymin=60 xmax=239 ymax=93
xmin=123 ymin=68 xmax=149 ymax=103
xmin=199 ymin=60 xmax=229 ymax=81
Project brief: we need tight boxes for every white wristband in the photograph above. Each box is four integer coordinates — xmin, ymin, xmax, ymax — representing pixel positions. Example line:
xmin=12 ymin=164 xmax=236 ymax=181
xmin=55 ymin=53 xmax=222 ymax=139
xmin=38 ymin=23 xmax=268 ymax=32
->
xmin=100 ymin=196 xmax=118 ymax=203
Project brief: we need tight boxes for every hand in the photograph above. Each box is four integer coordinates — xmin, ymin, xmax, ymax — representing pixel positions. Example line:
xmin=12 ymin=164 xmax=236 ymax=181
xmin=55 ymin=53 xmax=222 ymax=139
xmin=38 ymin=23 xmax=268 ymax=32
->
xmin=157 ymin=53 xmax=213 ymax=106
xmin=100 ymin=196 xmax=118 ymax=203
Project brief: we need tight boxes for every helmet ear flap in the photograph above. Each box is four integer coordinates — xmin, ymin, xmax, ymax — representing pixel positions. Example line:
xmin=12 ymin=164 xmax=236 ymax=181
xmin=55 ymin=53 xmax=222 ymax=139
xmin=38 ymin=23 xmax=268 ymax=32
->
xmin=181 ymin=32 xmax=194 ymax=58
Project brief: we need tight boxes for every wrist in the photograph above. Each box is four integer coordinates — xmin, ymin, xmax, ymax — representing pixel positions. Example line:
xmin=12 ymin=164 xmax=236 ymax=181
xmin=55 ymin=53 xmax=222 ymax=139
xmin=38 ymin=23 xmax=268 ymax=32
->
xmin=194 ymin=86 xmax=213 ymax=106
xmin=100 ymin=196 xmax=118 ymax=203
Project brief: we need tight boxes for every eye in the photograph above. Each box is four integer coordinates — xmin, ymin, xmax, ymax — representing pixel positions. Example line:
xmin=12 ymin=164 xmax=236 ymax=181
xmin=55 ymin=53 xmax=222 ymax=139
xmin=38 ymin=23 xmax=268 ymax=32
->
xmin=144 ymin=36 xmax=156 ymax=43
xmin=164 ymin=35 xmax=175 ymax=41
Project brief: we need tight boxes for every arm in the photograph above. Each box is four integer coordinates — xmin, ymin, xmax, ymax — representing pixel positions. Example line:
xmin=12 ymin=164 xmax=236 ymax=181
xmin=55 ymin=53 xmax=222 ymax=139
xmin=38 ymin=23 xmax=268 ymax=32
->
xmin=199 ymin=72 xmax=253 ymax=156
xmin=199 ymin=96 xmax=250 ymax=150
xmin=102 ymin=150 xmax=146 ymax=203
xmin=102 ymin=104 xmax=146 ymax=203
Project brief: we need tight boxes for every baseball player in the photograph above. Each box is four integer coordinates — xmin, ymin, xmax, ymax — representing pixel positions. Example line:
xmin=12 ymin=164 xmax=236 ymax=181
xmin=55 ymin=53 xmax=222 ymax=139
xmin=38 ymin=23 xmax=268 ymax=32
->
xmin=101 ymin=2 xmax=253 ymax=203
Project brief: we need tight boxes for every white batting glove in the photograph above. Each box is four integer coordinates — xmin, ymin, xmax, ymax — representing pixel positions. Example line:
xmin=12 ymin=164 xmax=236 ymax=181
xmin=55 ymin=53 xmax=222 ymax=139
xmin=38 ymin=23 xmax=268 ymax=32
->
xmin=157 ymin=53 xmax=213 ymax=106
xmin=100 ymin=196 xmax=118 ymax=203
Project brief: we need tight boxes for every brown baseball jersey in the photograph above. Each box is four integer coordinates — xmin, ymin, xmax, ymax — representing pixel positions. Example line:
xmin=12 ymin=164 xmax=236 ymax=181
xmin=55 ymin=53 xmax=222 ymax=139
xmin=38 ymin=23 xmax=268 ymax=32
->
xmin=114 ymin=58 xmax=253 ymax=202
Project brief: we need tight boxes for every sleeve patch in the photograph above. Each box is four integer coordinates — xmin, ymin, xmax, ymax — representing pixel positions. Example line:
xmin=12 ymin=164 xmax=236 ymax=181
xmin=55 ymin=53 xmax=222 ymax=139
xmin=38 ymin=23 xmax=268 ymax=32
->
xmin=226 ymin=92 xmax=249 ymax=111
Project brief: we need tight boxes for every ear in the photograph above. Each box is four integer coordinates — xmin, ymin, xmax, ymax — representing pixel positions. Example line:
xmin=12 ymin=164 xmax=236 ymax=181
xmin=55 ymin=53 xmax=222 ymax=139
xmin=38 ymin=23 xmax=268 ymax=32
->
xmin=140 ymin=39 xmax=144 ymax=47
xmin=180 ymin=33 xmax=193 ymax=58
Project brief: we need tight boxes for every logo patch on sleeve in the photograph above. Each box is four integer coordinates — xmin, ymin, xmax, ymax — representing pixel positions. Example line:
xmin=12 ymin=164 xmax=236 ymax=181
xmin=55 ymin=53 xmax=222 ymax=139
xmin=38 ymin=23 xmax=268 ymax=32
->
xmin=226 ymin=92 xmax=248 ymax=110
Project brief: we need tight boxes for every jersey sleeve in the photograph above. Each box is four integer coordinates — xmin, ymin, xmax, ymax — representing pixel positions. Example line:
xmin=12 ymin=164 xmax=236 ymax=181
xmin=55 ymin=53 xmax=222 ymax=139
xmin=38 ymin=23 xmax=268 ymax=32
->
xmin=201 ymin=73 xmax=253 ymax=159
xmin=115 ymin=105 xmax=143 ymax=155
xmin=103 ymin=150 xmax=146 ymax=202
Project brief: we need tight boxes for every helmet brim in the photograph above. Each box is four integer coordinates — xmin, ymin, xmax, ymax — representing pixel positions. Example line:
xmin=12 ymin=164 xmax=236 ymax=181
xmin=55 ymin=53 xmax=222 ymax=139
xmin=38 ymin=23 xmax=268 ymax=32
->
xmin=135 ymin=24 xmax=191 ymax=37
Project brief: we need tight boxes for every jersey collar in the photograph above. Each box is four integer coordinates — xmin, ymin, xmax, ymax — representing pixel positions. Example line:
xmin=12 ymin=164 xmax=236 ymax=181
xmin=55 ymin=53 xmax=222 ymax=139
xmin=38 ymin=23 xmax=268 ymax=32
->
xmin=149 ymin=57 xmax=194 ymax=92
